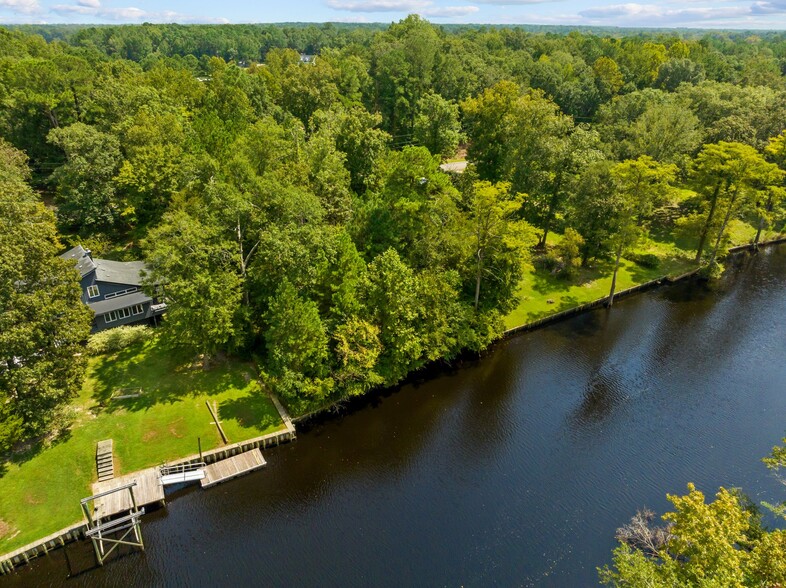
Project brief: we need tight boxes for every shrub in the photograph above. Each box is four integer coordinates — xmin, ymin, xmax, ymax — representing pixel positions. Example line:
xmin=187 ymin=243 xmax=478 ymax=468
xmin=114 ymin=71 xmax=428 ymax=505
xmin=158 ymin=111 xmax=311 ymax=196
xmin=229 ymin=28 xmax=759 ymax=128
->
xmin=630 ymin=253 xmax=660 ymax=269
xmin=87 ymin=325 xmax=154 ymax=355
xmin=534 ymin=251 xmax=561 ymax=271
xmin=555 ymin=228 xmax=585 ymax=277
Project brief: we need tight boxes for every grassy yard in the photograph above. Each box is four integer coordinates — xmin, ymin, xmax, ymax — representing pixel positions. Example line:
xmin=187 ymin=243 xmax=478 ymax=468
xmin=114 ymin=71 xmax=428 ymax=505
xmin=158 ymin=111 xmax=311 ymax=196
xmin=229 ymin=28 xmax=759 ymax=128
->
xmin=504 ymin=220 xmax=782 ymax=330
xmin=0 ymin=336 xmax=285 ymax=555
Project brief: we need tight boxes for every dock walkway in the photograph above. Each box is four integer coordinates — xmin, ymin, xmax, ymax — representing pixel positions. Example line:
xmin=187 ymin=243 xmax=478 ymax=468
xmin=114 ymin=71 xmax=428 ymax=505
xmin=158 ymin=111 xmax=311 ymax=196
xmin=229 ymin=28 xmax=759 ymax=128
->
xmin=201 ymin=449 xmax=266 ymax=489
xmin=91 ymin=467 xmax=165 ymax=519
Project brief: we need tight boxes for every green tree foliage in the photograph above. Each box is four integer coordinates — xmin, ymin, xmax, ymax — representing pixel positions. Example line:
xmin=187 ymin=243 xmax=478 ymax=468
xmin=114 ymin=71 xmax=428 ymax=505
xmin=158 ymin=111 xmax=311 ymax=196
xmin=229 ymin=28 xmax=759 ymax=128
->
xmin=412 ymin=91 xmax=461 ymax=158
xmin=600 ymin=484 xmax=786 ymax=587
xmin=606 ymin=157 xmax=677 ymax=305
xmin=597 ymin=90 xmax=702 ymax=165
xmin=264 ymin=280 xmax=329 ymax=380
xmin=466 ymin=181 xmax=527 ymax=312
xmin=593 ymin=56 xmax=624 ymax=103
xmin=0 ymin=141 xmax=92 ymax=447
xmin=461 ymin=80 xmax=520 ymax=180
xmin=656 ymin=58 xmax=706 ymax=91
xmin=362 ymin=248 xmax=423 ymax=384
xmin=143 ymin=207 xmax=243 ymax=363
xmin=691 ymin=142 xmax=783 ymax=267
xmin=48 ymin=122 xmax=123 ymax=234
xmin=5 ymin=21 xmax=786 ymax=418
xmin=371 ymin=15 xmax=440 ymax=137
xmin=555 ymin=227 xmax=584 ymax=278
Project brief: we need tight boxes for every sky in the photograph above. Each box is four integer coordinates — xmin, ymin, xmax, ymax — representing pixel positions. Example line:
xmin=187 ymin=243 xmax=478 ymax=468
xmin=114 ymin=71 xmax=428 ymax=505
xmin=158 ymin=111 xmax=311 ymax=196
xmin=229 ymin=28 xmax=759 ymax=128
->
xmin=2 ymin=0 xmax=786 ymax=30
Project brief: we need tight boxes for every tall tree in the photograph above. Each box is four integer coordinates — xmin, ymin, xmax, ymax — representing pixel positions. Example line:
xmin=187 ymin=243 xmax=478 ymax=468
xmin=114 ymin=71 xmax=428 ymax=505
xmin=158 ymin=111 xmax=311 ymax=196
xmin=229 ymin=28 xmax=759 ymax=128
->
xmin=759 ymin=131 xmax=786 ymax=246
xmin=48 ymin=122 xmax=123 ymax=234
xmin=601 ymin=484 xmax=786 ymax=587
xmin=606 ymin=157 xmax=676 ymax=306
xmin=143 ymin=208 xmax=243 ymax=365
xmin=0 ymin=141 xmax=92 ymax=447
xmin=465 ymin=181 xmax=527 ymax=312
xmin=412 ymin=91 xmax=461 ymax=158
xmin=461 ymin=80 xmax=520 ymax=181
xmin=692 ymin=142 xmax=783 ymax=266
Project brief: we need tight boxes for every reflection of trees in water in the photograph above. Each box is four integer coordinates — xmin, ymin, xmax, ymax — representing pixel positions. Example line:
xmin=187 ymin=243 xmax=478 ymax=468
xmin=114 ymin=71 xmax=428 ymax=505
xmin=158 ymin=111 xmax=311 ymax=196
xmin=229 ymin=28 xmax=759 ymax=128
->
xmin=570 ymin=367 xmax=628 ymax=431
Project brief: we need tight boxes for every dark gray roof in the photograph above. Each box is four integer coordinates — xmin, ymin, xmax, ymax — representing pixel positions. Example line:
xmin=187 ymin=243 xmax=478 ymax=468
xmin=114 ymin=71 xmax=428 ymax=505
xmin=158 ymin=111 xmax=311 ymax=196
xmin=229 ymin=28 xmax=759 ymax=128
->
xmin=59 ymin=245 xmax=97 ymax=278
xmin=95 ymin=259 xmax=146 ymax=286
xmin=88 ymin=291 xmax=152 ymax=316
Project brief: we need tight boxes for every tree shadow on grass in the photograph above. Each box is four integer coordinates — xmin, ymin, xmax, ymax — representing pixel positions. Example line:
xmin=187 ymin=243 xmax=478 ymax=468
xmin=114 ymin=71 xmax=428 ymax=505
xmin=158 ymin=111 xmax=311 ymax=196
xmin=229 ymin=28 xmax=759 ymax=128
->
xmin=90 ymin=341 xmax=251 ymax=415
xmin=0 ymin=428 xmax=73 ymax=478
xmin=219 ymin=394 xmax=279 ymax=433
xmin=529 ymin=258 xmax=617 ymax=297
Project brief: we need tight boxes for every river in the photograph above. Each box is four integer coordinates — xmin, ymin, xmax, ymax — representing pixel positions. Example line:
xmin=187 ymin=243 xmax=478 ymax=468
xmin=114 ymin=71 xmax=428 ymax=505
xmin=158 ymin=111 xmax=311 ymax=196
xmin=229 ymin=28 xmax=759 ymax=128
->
xmin=10 ymin=245 xmax=786 ymax=587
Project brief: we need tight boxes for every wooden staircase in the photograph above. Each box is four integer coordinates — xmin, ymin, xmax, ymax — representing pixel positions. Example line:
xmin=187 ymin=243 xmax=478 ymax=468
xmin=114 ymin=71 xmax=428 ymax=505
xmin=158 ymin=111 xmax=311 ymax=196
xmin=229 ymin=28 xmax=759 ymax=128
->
xmin=96 ymin=439 xmax=115 ymax=482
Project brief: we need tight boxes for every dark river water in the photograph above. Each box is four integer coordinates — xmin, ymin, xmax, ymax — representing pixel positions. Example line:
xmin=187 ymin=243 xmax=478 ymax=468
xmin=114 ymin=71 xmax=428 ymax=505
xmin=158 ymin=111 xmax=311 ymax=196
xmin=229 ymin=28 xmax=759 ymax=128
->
xmin=9 ymin=246 xmax=786 ymax=587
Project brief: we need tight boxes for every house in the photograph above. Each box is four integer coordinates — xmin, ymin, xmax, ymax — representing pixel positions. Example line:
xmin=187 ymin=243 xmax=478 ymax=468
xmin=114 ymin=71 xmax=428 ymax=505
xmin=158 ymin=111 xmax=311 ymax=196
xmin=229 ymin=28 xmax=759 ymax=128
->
xmin=60 ymin=245 xmax=166 ymax=333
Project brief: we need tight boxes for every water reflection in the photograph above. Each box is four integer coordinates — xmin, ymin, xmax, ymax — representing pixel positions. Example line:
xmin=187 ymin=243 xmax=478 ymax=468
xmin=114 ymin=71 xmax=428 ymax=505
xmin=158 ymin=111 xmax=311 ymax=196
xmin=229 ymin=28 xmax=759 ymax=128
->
xmin=8 ymin=246 xmax=786 ymax=587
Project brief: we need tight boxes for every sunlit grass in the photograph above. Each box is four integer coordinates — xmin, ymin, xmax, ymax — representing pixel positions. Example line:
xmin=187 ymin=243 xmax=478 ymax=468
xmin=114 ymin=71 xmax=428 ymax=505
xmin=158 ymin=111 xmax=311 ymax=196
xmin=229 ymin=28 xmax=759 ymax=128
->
xmin=504 ymin=220 xmax=782 ymax=330
xmin=0 ymin=336 xmax=284 ymax=554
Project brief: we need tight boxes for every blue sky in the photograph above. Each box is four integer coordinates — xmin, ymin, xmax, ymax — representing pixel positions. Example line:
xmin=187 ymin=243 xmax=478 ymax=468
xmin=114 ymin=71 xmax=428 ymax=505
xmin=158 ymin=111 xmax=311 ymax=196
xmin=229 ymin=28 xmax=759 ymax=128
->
xmin=2 ymin=0 xmax=786 ymax=29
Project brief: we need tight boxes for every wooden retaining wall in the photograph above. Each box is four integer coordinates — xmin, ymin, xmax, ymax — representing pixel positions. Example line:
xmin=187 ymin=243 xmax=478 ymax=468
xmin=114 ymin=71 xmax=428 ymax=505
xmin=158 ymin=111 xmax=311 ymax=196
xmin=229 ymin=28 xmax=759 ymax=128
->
xmin=167 ymin=392 xmax=296 ymax=468
xmin=167 ymin=426 xmax=296 ymax=469
xmin=502 ymin=273 xmax=690 ymax=338
xmin=4 ymin=239 xmax=784 ymax=577
xmin=727 ymin=235 xmax=786 ymax=254
xmin=0 ymin=522 xmax=87 ymax=575
xmin=0 ymin=392 xmax=297 ymax=576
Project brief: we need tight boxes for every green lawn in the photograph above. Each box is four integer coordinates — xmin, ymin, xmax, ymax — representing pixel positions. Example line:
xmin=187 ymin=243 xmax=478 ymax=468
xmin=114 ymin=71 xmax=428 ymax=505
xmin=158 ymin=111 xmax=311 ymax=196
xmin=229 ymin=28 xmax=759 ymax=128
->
xmin=0 ymin=336 xmax=284 ymax=554
xmin=504 ymin=220 xmax=781 ymax=330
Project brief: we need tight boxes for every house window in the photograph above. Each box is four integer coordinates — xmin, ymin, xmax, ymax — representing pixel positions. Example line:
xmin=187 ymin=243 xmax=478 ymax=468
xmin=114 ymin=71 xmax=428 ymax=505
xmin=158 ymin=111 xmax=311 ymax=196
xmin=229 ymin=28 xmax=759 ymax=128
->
xmin=87 ymin=285 xmax=100 ymax=298
xmin=104 ymin=287 xmax=138 ymax=299
xmin=104 ymin=305 xmax=144 ymax=324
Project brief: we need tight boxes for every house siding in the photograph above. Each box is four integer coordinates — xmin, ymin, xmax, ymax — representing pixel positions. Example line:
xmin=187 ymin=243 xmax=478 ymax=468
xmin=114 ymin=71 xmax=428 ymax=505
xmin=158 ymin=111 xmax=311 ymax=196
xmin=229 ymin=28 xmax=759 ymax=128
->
xmin=93 ymin=301 xmax=153 ymax=333
xmin=62 ymin=246 xmax=166 ymax=333
xmin=81 ymin=276 xmax=141 ymax=304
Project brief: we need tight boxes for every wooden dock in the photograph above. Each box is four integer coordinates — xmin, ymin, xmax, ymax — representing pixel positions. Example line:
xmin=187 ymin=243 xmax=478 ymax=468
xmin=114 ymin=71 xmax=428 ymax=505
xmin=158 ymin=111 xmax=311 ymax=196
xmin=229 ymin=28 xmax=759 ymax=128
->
xmin=91 ymin=467 xmax=165 ymax=519
xmin=201 ymin=449 xmax=266 ymax=489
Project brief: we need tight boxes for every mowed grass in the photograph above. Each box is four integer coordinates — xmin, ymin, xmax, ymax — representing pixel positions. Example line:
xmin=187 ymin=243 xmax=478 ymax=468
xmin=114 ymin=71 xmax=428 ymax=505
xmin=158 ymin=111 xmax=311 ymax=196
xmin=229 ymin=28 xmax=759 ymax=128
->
xmin=504 ymin=220 xmax=781 ymax=330
xmin=0 ymin=336 xmax=284 ymax=554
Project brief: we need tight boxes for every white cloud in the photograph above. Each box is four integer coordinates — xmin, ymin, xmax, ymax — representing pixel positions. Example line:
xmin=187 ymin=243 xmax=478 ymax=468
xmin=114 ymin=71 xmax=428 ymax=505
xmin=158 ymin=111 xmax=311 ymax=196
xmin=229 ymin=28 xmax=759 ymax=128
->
xmin=0 ymin=0 xmax=40 ymax=14
xmin=420 ymin=4 xmax=479 ymax=15
xmin=578 ymin=2 xmax=752 ymax=24
xmin=472 ymin=0 xmax=562 ymax=4
xmin=326 ymin=0 xmax=429 ymax=12
xmin=751 ymin=0 xmax=786 ymax=13
xmin=49 ymin=2 xmax=230 ymax=23
xmin=327 ymin=0 xmax=479 ymax=17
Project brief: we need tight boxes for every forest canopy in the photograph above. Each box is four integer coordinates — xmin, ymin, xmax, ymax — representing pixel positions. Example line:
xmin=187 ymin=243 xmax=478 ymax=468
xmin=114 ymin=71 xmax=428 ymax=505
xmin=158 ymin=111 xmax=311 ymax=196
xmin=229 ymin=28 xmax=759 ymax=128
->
xmin=1 ymin=17 xmax=786 ymax=430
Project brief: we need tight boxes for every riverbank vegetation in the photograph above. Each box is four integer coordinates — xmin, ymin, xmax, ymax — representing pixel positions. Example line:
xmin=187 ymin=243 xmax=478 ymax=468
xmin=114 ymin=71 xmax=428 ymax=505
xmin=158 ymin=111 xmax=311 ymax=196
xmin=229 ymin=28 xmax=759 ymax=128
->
xmin=600 ymin=440 xmax=786 ymax=586
xmin=0 ymin=332 xmax=284 ymax=553
xmin=3 ymin=19 xmax=786 ymax=444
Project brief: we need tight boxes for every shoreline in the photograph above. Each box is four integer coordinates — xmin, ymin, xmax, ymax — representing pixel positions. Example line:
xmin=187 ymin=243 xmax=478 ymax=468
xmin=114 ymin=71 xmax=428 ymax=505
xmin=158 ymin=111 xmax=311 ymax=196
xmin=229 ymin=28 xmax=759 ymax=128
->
xmin=0 ymin=393 xmax=295 ymax=575
xmin=1 ymin=237 xmax=782 ymax=575
xmin=294 ymin=236 xmax=785 ymax=425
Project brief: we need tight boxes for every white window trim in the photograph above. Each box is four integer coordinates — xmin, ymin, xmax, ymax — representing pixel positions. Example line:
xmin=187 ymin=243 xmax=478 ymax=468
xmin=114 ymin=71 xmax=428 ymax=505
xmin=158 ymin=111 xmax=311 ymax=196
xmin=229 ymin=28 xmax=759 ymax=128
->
xmin=87 ymin=285 xmax=100 ymax=298
xmin=104 ymin=304 xmax=145 ymax=324
xmin=105 ymin=287 xmax=138 ymax=300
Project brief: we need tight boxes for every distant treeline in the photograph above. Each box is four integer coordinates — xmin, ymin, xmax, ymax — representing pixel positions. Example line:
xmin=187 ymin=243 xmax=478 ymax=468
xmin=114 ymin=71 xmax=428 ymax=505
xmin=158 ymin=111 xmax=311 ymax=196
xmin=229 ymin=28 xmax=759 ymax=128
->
xmin=1 ymin=16 xmax=786 ymax=442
